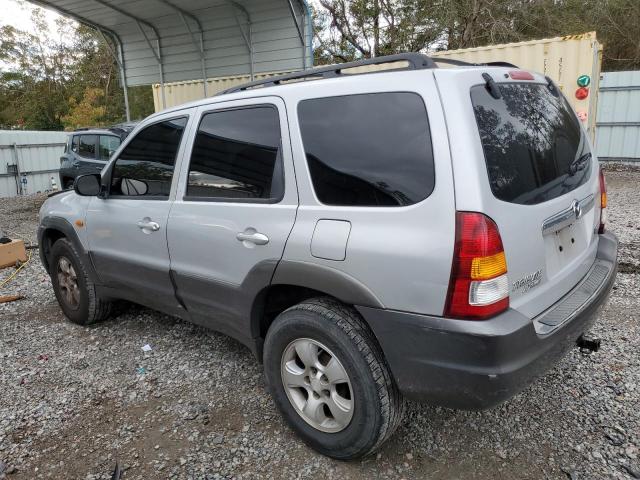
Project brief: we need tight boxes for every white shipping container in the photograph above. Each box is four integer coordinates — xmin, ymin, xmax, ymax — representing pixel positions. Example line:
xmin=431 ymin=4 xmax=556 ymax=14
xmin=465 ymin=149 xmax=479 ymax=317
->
xmin=431 ymin=32 xmax=603 ymax=139
xmin=152 ymin=71 xmax=293 ymax=112
xmin=152 ymin=33 xmax=602 ymax=139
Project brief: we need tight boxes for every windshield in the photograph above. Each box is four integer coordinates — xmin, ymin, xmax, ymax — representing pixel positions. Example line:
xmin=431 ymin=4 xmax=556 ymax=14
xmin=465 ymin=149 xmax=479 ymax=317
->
xmin=471 ymin=82 xmax=591 ymax=205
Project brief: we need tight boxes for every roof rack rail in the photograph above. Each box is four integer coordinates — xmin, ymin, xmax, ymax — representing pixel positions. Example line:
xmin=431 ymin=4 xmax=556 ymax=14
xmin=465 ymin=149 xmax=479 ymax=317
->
xmin=221 ymin=53 xmax=442 ymax=94
xmin=219 ymin=53 xmax=518 ymax=95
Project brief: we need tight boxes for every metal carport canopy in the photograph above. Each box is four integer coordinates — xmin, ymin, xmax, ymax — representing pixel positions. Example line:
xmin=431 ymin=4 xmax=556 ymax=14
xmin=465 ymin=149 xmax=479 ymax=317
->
xmin=28 ymin=0 xmax=313 ymax=120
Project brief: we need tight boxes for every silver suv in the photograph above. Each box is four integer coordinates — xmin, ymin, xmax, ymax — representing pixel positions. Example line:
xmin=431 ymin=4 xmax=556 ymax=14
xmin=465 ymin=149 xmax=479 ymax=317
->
xmin=38 ymin=54 xmax=618 ymax=459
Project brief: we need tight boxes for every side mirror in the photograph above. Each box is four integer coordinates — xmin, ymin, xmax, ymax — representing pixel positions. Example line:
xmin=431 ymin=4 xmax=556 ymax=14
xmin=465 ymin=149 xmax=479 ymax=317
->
xmin=74 ymin=174 xmax=102 ymax=196
xmin=120 ymin=177 xmax=148 ymax=196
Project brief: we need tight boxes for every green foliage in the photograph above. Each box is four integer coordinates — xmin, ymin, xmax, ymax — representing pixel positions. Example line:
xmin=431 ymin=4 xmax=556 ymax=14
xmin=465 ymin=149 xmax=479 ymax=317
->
xmin=314 ymin=0 xmax=640 ymax=71
xmin=0 ymin=8 xmax=153 ymax=130
xmin=1 ymin=0 xmax=637 ymax=130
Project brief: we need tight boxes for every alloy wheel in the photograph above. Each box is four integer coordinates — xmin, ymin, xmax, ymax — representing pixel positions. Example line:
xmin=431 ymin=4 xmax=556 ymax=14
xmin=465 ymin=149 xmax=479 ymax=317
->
xmin=281 ymin=338 xmax=354 ymax=433
xmin=57 ymin=256 xmax=80 ymax=309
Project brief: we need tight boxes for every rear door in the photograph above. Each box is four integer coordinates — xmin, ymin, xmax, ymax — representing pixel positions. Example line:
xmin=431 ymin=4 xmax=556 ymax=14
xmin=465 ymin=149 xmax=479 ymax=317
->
xmin=76 ymin=134 xmax=104 ymax=176
xmin=436 ymin=69 xmax=601 ymax=318
xmin=167 ymin=97 xmax=298 ymax=342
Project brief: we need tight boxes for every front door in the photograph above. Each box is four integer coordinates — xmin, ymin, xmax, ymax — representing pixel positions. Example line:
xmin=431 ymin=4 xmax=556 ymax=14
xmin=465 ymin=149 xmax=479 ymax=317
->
xmin=167 ymin=98 xmax=298 ymax=342
xmin=86 ymin=113 xmax=193 ymax=314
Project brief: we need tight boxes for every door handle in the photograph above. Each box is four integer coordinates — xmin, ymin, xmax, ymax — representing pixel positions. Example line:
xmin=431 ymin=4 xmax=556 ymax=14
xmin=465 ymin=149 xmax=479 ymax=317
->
xmin=236 ymin=229 xmax=269 ymax=246
xmin=137 ymin=218 xmax=160 ymax=232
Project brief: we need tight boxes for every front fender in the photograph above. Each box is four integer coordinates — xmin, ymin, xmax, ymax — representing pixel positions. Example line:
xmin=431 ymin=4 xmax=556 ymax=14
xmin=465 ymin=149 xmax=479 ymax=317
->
xmin=38 ymin=192 xmax=95 ymax=280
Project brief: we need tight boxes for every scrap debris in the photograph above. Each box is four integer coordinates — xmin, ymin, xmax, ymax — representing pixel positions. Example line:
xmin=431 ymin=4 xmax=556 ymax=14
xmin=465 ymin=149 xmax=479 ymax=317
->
xmin=0 ymin=295 xmax=24 ymax=304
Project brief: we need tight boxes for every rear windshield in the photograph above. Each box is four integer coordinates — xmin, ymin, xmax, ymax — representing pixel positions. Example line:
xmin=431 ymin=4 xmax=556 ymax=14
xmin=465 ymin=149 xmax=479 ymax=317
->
xmin=471 ymin=83 xmax=591 ymax=205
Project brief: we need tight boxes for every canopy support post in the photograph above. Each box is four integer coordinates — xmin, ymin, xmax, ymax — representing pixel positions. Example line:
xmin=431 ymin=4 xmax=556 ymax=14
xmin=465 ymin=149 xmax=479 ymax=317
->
xmin=234 ymin=10 xmax=254 ymax=80
xmin=287 ymin=0 xmax=305 ymax=69
xmin=97 ymin=29 xmax=130 ymax=121
xmin=159 ymin=0 xmax=208 ymax=97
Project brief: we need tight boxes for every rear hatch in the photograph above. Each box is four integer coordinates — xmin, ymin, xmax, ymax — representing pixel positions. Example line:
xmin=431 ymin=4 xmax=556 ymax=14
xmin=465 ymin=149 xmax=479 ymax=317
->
xmin=436 ymin=68 xmax=601 ymax=318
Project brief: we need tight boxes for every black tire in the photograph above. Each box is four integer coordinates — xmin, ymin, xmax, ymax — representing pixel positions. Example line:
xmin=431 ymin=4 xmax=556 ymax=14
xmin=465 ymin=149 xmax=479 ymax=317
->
xmin=263 ymin=297 xmax=404 ymax=459
xmin=49 ymin=238 xmax=112 ymax=325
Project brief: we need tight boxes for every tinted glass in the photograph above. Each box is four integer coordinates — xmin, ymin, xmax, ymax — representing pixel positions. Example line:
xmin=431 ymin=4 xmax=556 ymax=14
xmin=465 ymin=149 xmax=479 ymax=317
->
xmin=110 ymin=117 xmax=187 ymax=197
xmin=71 ymin=136 xmax=79 ymax=153
xmin=471 ymin=83 xmax=591 ymax=205
xmin=78 ymin=135 xmax=96 ymax=159
xmin=186 ymin=107 xmax=282 ymax=200
xmin=99 ymin=135 xmax=121 ymax=161
xmin=298 ymin=92 xmax=434 ymax=207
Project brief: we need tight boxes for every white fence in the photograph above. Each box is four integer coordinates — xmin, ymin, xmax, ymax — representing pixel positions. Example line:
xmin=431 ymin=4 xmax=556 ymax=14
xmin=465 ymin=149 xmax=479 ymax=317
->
xmin=0 ymin=130 xmax=67 ymax=198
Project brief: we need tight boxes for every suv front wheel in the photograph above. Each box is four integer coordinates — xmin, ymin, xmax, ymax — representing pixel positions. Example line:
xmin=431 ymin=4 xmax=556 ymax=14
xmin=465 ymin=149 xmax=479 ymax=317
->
xmin=50 ymin=238 xmax=112 ymax=325
xmin=263 ymin=297 xmax=404 ymax=459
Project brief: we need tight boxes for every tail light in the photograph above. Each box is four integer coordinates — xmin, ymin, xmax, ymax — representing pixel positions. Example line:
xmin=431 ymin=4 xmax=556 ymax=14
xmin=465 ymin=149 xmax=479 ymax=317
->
xmin=598 ymin=169 xmax=607 ymax=234
xmin=445 ymin=212 xmax=509 ymax=320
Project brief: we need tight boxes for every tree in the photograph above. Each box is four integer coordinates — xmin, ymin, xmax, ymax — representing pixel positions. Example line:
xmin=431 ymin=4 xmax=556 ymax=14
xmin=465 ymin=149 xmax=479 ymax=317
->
xmin=0 ymin=11 xmax=76 ymax=129
xmin=61 ymin=87 xmax=107 ymax=129
xmin=0 ymin=4 xmax=154 ymax=130
xmin=313 ymin=0 xmax=640 ymax=71
xmin=313 ymin=0 xmax=446 ymax=62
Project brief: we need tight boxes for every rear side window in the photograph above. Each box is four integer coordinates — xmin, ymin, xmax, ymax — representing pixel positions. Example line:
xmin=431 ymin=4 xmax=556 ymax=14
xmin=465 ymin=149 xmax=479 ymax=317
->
xmin=99 ymin=135 xmax=121 ymax=161
xmin=298 ymin=92 xmax=434 ymax=206
xmin=471 ymin=83 xmax=591 ymax=205
xmin=78 ymin=135 xmax=97 ymax=159
xmin=186 ymin=106 xmax=282 ymax=201
xmin=110 ymin=117 xmax=187 ymax=198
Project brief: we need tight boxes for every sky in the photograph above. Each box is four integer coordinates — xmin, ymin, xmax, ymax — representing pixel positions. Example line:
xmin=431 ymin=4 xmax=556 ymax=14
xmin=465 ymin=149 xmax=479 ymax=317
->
xmin=0 ymin=0 xmax=67 ymax=35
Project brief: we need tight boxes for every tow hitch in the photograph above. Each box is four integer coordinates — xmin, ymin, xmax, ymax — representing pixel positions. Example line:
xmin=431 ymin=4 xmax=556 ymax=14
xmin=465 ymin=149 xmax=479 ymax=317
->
xmin=577 ymin=335 xmax=601 ymax=353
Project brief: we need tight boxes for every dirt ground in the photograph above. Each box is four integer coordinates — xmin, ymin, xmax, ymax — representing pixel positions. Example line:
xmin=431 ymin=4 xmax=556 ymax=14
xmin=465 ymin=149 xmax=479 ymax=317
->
xmin=0 ymin=165 xmax=638 ymax=480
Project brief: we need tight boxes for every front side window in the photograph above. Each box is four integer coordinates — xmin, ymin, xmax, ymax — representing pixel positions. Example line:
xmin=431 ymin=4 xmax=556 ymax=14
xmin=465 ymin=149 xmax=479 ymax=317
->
xmin=71 ymin=135 xmax=79 ymax=153
xmin=78 ymin=135 xmax=96 ymax=159
xmin=99 ymin=135 xmax=121 ymax=161
xmin=186 ymin=106 xmax=282 ymax=201
xmin=298 ymin=92 xmax=435 ymax=207
xmin=110 ymin=117 xmax=187 ymax=198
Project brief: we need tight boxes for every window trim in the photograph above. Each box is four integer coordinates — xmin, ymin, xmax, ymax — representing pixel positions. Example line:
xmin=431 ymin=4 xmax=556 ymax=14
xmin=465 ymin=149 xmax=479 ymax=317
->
xmin=104 ymin=115 xmax=189 ymax=201
xmin=182 ymin=104 xmax=285 ymax=204
xmin=297 ymin=91 xmax=436 ymax=208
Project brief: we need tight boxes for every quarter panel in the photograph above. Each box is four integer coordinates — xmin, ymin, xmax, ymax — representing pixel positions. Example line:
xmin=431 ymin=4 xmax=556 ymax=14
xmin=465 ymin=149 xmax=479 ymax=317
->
xmin=434 ymin=68 xmax=602 ymax=318
xmin=281 ymin=70 xmax=456 ymax=316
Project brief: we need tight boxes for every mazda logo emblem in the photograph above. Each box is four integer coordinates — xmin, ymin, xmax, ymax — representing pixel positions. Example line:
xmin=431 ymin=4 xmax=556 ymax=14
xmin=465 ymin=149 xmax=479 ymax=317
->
xmin=572 ymin=199 xmax=582 ymax=219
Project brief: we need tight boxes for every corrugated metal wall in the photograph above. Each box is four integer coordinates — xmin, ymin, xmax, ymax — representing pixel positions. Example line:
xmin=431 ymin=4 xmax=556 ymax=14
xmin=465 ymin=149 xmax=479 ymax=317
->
xmin=0 ymin=130 xmax=67 ymax=198
xmin=595 ymin=71 xmax=640 ymax=161
xmin=120 ymin=0 xmax=309 ymax=86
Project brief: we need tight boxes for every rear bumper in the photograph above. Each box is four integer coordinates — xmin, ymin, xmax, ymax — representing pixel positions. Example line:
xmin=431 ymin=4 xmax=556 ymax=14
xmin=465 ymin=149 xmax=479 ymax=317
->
xmin=358 ymin=232 xmax=618 ymax=410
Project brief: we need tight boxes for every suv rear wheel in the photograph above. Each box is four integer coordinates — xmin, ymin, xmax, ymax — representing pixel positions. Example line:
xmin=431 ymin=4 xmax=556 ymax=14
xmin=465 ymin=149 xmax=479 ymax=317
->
xmin=263 ymin=297 xmax=404 ymax=459
xmin=50 ymin=238 xmax=112 ymax=325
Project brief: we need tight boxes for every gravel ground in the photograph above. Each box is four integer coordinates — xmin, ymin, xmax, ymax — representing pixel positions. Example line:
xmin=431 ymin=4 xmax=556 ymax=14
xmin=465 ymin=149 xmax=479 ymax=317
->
xmin=0 ymin=166 xmax=638 ymax=480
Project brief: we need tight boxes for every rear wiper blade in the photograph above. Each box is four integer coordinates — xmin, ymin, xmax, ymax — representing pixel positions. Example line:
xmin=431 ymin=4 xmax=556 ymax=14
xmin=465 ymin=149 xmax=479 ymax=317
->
xmin=482 ymin=73 xmax=502 ymax=99
xmin=568 ymin=152 xmax=591 ymax=175
xmin=545 ymin=75 xmax=559 ymax=97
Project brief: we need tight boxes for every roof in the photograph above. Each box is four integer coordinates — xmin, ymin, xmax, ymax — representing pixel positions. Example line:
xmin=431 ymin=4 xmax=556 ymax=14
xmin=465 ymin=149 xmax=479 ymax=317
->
xmin=28 ymin=0 xmax=312 ymax=116
xmin=147 ymin=53 xmax=517 ymax=116
xmin=70 ymin=124 xmax=139 ymax=139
